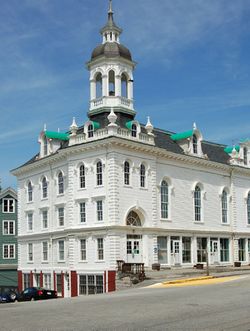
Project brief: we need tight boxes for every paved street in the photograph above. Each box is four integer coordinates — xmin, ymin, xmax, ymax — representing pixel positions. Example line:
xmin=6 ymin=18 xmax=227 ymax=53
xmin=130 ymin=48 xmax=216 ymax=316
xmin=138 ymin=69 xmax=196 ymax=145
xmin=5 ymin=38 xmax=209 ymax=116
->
xmin=1 ymin=275 xmax=250 ymax=331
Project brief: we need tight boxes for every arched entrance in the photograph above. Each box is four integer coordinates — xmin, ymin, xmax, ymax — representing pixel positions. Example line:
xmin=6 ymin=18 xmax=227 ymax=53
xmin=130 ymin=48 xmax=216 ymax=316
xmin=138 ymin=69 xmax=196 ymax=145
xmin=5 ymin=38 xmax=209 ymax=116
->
xmin=126 ymin=211 xmax=143 ymax=263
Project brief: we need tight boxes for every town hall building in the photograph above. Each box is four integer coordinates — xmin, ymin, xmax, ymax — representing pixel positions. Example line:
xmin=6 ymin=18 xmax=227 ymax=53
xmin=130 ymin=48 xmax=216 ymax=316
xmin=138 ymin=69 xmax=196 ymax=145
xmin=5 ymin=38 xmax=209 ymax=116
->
xmin=12 ymin=1 xmax=250 ymax=297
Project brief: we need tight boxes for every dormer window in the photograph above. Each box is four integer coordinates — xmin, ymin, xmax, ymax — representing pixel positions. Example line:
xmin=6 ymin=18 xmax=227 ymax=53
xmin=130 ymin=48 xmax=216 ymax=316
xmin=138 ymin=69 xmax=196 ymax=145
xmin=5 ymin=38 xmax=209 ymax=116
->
xmin=244 ymin=147 xmax=248 ymax=165
xmin=131 ymin=124 xmax=137 ymax=138
xmin=193 ymin=134 xmax=198 ymax=154
xmin=88 ymin=124 xmax=94 ymax=138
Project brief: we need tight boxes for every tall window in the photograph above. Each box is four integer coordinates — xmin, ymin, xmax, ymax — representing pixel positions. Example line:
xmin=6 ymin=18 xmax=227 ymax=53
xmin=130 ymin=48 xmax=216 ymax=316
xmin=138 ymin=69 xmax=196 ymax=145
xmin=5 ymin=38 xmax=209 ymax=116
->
xmin=97 ymin=201 xmax=103 ymax=221
xmin=193 ymin=134 xmax=198 ymax=154
xmin=58 ymin=207 xmax=64 ymax=227
xmin=161 ymin=180 xmax=169 ymax=219
xmin=121 ymin=73 xmax=128 ymax=98
xmin=2 ymin=199 xmax=15 ymax=213
xmin=27 ymin=181 xmax=33 ymax=202
xmin=96 ymin=161 xmax=103 ymax=186
xmin=80 ymin=239 xmax=86 ymax=261
xmin=221 ymin=190 xmax=228 ymax=224
xmin=244 ymin=147 xmax=248 ymax=166
xmin=97 ymin=238 xmax=104 ymax=260
xmin=95 ymin=72 xmax=102 ymax=98
xmin=42 ymin=242 xmax=48 ymax=261
xmin=58 ymin=240 xmax=65 ymax=261
xmin=124 ymin=161 xmax=130 ymax=185
xmin=42 ymin=210 xmax=48 ymax=229
xmin=23 ymin=274 xmax=30 ymax=289
xmin=28 ymin=243 xmax=33 ymax=262
xmin=43 ymin=274 xmax=51 ymax=289
xmin=108 ymin=70 xmax=115 ymax=96
xmin=88 ymin=124 xmax=94 ymax=138
xmin=131 ymin=124 xmax=137 ymax=137
xmin=58 ymin=172 xmax=64 ymax=195
xmin=79 ymin=165 xmax=85 ymax=188
xmin=194 ymin=185 xmax=201 ymax=221
xmin=80 ymin=202 xmax=86 ymax=223
xmin=238 ymin=238 xmax=245 ymax=262
xmin=27 ymin=213 xmax=33 ymax=231
xmin=3 ymin=244 xmax=15 ymax=259
xmin=247 ymin=193 xmax=250 ymax=225
xmin=220 ymin=238 xmax=229 ymax=262
xmin=3 ymin=221 xmax=15 ymax=235
xmin=140 ymin=164 xmax=146 ymax=188
xmin=42 ymin=177 xmax=48 ymax=199
xmin=126 ymin=211 xmax=141 ymax=226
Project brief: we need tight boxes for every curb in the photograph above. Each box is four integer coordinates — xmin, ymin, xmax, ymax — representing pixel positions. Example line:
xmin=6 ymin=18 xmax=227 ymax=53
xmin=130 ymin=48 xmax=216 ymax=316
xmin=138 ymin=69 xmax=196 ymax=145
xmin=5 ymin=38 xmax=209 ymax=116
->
xmin=162 ymin=276 xmax=214 ymax=285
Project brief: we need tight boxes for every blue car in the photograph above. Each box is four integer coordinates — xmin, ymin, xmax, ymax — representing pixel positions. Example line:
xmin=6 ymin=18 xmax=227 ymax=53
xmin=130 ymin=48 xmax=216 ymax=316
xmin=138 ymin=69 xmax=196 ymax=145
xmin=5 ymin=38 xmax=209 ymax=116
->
xmin=0 ymin=290 xmax=17 ymax=303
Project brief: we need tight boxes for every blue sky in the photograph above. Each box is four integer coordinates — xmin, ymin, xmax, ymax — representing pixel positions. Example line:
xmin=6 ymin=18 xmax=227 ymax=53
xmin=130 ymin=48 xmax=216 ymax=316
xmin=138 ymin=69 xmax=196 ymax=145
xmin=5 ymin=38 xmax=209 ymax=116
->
xmin=1 ymin=0 xmax=250 ymax=189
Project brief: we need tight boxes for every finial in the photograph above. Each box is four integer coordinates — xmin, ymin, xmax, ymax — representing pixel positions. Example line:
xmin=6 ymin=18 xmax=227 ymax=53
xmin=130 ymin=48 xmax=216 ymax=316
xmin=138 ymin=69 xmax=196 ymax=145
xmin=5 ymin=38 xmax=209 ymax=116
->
xmin=108 ymin=107 xmax=118 ymax=126
xmin=193 ymin=122 xmax=197 ymax=130
xmin=70 ymin=117 xmax=78 ymax=129
xmin=44 ymin=124 xmax=47 ymax=132
xmin=145 ymin=116 xmax=154 ymax=135
xmin=109 ymin=0 xmax=113 ymax=14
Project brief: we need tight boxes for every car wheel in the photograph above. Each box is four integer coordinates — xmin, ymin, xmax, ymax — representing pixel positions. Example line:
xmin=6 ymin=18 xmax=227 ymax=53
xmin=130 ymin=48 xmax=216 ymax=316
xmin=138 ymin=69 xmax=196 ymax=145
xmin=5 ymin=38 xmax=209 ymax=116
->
xmin=9 ymin=293 xmax=17 ymax=301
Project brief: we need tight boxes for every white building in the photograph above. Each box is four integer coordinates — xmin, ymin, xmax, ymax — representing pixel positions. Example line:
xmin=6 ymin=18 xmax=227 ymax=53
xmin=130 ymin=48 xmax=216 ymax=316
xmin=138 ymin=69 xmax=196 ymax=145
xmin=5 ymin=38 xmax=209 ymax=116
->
xmin=12 ymin=1 xmax=250 ymax=297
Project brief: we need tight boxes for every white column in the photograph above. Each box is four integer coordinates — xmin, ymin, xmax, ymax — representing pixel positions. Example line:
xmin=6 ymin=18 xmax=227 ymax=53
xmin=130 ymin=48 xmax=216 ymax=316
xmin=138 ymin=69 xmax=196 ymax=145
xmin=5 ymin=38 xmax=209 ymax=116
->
xmin=128 ymin=80 xmax=133 ymax=100
xmin=115 ymin=75 xmax=121 ymax=97
xmin=90 ymin=79 xmax=96 ymax=100
xmin=102 ymin=75 xmax=108 ymax=97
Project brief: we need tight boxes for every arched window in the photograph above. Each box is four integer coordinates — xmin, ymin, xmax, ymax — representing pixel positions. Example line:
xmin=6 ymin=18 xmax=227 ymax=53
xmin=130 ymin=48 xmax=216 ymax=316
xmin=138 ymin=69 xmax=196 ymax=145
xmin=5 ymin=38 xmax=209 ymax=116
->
xmin=193 ymin=135 xmax=198 ymax=154
xmin=27 ymin=181 xmax=33 ymax=202
xmin=244 ymin=147 xmax=248 ymax=166
xmin=96 ymin=161 xmax=103 ymax=186
xmin=79 ymin=165 xmax=85 ymax=189
xmin=121 ymin=73 xmax=128 ymax=98
xmin=126 ymin=211 xmax=141 ymax=226
xmin=140 ymin=164 xmax=146 ymax=188
xmin=221 ymin=190 xmax=228 ymax=223
xmin=42 ymin=177 xmax=48 ymax=199
xmin=96 ymin=73 xmax=102 ymax=98
xmin=247 ymin=192 xmax=250 ymax=225
xmin=108 ymin=70 xmax=115 ymax=96
xmin=58 ymin=171 xmax=64 ymax=195
xmin=124 ymin=161 xmax=130 ymax=185
xmin=161 ymin=180 xmax=169 ymax=219
xmin=88 ymin=124 xmax=94 ymax=138
xmin=131 ymin=124 xmax=137 ymax=138
xmin=44 ymin=137 xmax=48 ymax=156
xmin=194 ymin=185 xmax=201 ymax=221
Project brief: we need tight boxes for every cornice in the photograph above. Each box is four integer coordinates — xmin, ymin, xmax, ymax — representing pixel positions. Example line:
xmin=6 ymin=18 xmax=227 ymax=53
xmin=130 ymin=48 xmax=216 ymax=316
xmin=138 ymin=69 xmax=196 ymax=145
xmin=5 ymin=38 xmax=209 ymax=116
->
xmin=12 ymin=135 xmax=250 ymax=178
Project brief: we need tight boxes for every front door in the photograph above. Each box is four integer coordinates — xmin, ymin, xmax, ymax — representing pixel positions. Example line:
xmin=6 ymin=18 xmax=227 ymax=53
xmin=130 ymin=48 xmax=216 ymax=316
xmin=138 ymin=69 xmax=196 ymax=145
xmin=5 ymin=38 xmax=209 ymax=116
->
xmin=171 ymin=240 xmax=181 ymax=265
xmin=210 ymin=240 xmax=219 ymax=264
xmin=56 ymin=274 xmax=62 ymax=297
xmin=127 ymin=235 xmax=142 ymax=263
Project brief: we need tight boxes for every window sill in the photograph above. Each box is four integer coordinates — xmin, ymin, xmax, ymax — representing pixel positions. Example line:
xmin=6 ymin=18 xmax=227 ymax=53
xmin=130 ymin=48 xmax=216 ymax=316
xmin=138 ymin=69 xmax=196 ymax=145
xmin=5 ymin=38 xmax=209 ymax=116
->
xmin=160 ymin=218 xmax=172 ymax=222
xmin=57 ymin=194 xmax=65 ymax=198
xmin=193 ymin=221 xmax=204 ymax=224
xmin=78 ymin=188 xmax=87 ymax=192
xmin=139 ymin=187 xmax=148 ymax=191
xmin=123 ymin=185 xmax=133 ymax=189
xmin=2 ymin=211 xmax=15 ymax=214
xmin=41 ymin=197 xmax=48 ymax=201
xmin=79 ymin=260 xmax=88 ymax=263
xmin=221 ymin=223 xmax=230 ymax=226
xmin=95 ymin=260 xmax=105 ymax=263
xmin=58 ymin=261 xmax=66 ymax=263
xmin=27 ymin=261 xmax=34 ymax=264
xmin=41 ymin=261 xmax=49 ymax=264
xmin=95 ymin=185 xmax=104 ymax=189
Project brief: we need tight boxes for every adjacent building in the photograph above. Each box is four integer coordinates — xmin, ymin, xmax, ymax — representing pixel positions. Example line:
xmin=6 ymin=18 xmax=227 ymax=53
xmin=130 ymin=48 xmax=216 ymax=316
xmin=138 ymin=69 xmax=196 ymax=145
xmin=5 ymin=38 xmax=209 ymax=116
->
xmin=0 ymin=187 xmax=18 ymax=288
xmin=12 ymin=1 xmax=250 ymax=297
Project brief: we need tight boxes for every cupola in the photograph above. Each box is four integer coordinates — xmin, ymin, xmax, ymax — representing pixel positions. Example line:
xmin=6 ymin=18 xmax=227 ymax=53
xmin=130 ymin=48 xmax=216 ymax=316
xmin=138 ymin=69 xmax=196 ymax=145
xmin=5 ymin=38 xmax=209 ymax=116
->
xmin=87 ymin=0 xmax=136 ymax=119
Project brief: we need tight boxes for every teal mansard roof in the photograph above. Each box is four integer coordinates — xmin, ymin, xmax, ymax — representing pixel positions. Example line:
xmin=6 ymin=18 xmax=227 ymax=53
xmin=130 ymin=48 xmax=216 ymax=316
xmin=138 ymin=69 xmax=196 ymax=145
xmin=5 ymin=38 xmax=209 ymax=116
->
xmin=170 ymin=130 xmax=194 ymax=141
xmin=224 ymin=145 xmax=240 ymax=154
xmin=45 ymin=131 xmax=70 ymax=141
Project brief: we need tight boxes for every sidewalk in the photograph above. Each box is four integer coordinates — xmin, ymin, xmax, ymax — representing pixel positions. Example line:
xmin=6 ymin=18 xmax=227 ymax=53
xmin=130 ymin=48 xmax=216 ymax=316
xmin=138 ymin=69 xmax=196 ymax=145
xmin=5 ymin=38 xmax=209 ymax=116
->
xmin=141 ymin=265 xmax=250 ymax=287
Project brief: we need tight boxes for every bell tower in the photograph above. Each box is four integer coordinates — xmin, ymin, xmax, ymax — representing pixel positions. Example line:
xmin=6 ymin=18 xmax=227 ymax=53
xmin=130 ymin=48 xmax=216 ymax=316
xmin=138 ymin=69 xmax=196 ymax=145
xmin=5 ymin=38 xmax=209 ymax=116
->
xmin=87 ymin=0 xmax=136 ymax=119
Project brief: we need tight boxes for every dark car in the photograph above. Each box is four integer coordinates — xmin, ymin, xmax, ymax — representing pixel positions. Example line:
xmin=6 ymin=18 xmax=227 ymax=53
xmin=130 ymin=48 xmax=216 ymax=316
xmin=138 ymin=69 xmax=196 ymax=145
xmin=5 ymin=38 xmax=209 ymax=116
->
xmin=18 ymin=287 xmax=57 ymax=301
xmin=0 ymin=289 xmax=18 ymax=303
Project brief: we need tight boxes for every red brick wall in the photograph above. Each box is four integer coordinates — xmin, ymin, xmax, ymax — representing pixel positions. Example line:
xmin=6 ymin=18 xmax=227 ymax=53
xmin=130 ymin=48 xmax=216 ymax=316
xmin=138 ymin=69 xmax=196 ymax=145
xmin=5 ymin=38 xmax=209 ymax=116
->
xmin=71 ymin=271 xmax=78 ymax=297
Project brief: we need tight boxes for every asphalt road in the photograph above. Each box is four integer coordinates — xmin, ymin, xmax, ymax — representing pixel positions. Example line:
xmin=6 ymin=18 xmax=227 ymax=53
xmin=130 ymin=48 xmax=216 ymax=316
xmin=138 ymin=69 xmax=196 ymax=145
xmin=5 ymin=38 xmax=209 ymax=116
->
xmin=1 ymin=275 xmax=250 ymax=331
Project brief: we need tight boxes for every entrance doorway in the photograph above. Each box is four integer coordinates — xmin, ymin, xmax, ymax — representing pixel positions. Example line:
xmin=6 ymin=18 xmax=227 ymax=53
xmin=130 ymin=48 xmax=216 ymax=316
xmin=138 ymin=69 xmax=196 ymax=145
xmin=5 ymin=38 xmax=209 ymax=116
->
xmin=210 ymin=239 xmax=219 ymax=264
xmin=127 ymin=235 xmax=142 ymax=263
xmin=171 ymin=237 xmax=181 ymax=265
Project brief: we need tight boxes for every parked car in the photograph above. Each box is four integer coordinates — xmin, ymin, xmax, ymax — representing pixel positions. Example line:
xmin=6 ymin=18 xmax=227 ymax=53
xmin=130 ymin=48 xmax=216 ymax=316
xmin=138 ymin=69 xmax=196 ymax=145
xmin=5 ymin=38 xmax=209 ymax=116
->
xmin=18 ymin=287 xmax=57 ymax=301
xmin=0 ymin=288 xmax=18 ymax=303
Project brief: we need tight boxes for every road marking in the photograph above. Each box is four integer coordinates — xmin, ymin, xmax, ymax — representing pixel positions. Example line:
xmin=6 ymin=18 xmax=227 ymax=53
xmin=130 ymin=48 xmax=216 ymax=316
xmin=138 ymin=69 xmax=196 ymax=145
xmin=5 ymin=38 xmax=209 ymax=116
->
xmin=147 ymin=275 xmax=243 ymax=288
